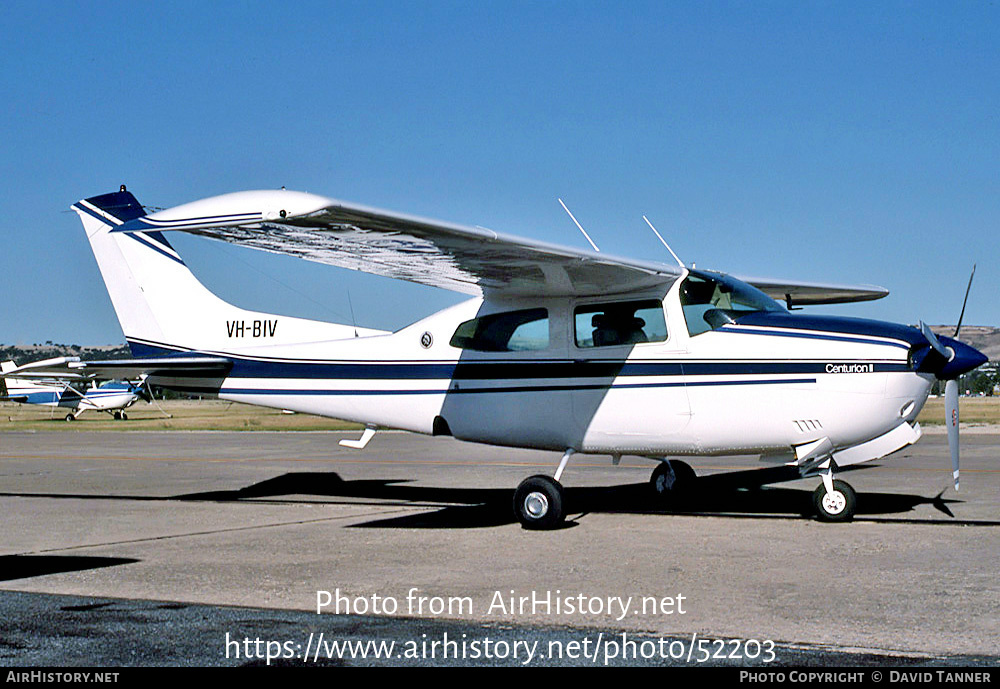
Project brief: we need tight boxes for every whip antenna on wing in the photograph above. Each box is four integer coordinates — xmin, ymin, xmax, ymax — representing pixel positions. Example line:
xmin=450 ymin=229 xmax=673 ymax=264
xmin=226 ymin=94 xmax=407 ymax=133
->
xmin=558 ymin=198 xmax=600 ymax=252
xmin=642 ymin=215 xmax=685 ymax=268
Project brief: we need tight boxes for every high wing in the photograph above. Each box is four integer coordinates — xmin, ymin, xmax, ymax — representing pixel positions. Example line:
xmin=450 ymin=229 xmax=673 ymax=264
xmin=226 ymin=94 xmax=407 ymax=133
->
xmin=113 ymin=191 xmax=682 ymax=298
xmin=0 ymin=356 xmax=232 ymax=381
xmin=111 ymin=189 xmax=887 ymax=304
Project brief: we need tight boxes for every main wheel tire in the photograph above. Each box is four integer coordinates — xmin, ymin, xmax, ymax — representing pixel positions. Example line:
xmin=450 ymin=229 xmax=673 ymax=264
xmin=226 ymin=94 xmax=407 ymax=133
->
xmin=813 ymin=479 xmax=857 ymax=522
xmin=120 ymin=412 xmax=128 ymax=420
xmin=64 ymin=413 xmax=75 ymax=422
xmin=113 ymin=411 xmax=122 ymax=420
xmin=650 ymin=460 xmax=697 ymax=504
xmin=513 ymin=475 xmax=565 ymax=530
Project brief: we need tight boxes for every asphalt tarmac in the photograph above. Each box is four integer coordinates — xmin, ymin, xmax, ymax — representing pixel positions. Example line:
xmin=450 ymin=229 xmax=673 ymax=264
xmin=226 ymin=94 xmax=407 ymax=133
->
xmin=1 ymin=429 xmax=997 ymax=666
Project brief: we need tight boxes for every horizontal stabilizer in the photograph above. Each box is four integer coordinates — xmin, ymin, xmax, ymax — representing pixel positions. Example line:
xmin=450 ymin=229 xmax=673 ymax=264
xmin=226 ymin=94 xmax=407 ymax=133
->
xmin=0 ymin=356 xmax=232 ymax=381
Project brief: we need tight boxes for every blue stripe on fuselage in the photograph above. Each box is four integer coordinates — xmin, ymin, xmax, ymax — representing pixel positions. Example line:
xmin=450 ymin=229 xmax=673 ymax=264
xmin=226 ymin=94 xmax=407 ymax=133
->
xmin=20 ymin=391 xmax=63 ymax=405
xmin=730 ymin=312 xmax=923 ymax=349
xmin=126 ymin=336 xmax=907 ymax=393
xmin=172 ymin=377 xmax=821 ymax=397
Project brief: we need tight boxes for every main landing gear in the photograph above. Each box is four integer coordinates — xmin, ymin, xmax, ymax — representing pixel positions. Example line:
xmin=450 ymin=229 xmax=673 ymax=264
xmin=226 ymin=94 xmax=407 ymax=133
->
xmin=512 ymin=451 xmax=858 ymax=527
xmin=513 ymin=449 xmax=573 ymax=530
xmin=650 ymin=459 xmax=697 ymax=505
xmin=513 ymin=453 xmax=704 ymax=529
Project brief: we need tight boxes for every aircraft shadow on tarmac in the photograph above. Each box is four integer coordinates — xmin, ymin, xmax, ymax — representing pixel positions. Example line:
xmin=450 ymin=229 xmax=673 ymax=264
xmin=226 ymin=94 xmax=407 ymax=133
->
xmin=0 ymin=555 xmax=140 ymax=582
xmin=171 ymin=464 xmax=965 ymax=529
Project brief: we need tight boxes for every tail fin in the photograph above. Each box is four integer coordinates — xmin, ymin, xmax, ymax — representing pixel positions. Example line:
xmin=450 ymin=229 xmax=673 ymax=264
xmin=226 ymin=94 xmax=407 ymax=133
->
xmin=1 ymin=361 xmax=53 ymax=396
xmin=73 ymin=188 xmax=366 ymax=355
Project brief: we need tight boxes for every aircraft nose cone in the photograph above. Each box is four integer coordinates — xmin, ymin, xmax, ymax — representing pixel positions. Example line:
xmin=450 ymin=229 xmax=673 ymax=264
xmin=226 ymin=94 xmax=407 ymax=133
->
xmin=936 ymin=335 xmax=988 ymax=380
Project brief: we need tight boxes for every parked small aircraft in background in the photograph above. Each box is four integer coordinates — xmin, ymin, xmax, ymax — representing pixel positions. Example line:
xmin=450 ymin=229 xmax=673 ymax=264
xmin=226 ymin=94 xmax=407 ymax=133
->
xmin=1 ymin=359 xmax=148 ymax=421
xmin=31 ymin=186 xmax=986 ymax=527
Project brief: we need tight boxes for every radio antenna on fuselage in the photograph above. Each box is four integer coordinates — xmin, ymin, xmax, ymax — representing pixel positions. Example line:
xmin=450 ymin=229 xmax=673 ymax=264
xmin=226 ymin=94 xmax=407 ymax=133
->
xmin=558 ymin=198 xmax=600 ymax=252
xmin=642 ymin=215 xmax=685 ymax=268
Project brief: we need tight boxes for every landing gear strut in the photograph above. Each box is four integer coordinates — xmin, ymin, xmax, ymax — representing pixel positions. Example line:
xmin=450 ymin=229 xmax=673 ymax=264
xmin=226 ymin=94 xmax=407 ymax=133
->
xmin=513 ymin=449 xmax=573 ymax=530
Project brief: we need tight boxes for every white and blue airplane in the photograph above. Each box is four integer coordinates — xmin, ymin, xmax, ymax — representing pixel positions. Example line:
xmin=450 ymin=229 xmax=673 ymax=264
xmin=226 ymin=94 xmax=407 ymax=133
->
xmin=1 ymin=359 xmax=147 ymax=421
xmin=38 ymin=186 xmax=985 ymax=527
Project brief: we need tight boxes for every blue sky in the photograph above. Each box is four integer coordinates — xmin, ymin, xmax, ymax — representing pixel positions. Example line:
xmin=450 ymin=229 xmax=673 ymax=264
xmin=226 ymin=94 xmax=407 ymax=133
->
xmin=2 ymin=1 xmax=997 ymax=345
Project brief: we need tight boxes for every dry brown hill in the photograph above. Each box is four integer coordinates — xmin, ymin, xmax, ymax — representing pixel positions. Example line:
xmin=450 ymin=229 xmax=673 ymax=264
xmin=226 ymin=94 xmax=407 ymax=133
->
xmin=929 ymin=326 xmax=1000 ymax=361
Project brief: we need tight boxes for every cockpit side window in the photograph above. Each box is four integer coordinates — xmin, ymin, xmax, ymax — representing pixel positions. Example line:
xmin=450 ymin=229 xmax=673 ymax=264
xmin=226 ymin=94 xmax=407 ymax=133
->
xmin=450 ymin=308 xmax=549 ymax=352
xmin=680 ymin=271 xmax=784 ymax=336
xmin=574 ymin=300 xmax=667 ymax=348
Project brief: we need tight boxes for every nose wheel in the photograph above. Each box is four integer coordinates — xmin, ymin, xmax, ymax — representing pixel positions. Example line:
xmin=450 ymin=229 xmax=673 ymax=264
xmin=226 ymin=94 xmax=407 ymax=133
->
xmin=813 ymin=478 xmax=856 ymax=522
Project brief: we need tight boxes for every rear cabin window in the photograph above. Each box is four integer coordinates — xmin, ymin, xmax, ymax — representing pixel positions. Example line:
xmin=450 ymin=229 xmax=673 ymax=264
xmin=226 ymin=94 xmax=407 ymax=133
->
xmin=574 ymin=300 xmax=667 ymax=348
xmin=450 ymin=308 xmax=549 ymax=352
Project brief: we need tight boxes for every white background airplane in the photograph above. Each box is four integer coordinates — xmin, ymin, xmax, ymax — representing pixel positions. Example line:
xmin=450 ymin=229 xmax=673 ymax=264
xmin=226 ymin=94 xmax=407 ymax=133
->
xmin=44 ymin=187 xmax=987 ymax=528
xmin=1 ymin=358 xmax=147 ymax=421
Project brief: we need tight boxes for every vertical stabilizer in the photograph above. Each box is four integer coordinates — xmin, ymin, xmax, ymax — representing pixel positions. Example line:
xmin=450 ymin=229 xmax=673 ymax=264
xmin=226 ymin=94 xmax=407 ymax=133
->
xmin=73 ymin=189 xmax=368 ymax=355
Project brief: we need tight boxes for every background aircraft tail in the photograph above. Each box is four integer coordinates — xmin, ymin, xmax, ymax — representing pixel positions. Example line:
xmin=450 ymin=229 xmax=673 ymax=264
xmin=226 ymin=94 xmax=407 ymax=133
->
xmin=1 ymin=361 xmax=55 ymax=397
xmin=73 ymin=189 xmax=372 ymax=356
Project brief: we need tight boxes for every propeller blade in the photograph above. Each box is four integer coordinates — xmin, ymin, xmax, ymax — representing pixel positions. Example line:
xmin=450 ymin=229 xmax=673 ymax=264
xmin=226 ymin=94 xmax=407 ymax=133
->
xmin=953 ymin=264 xmax=976 ymax=339
xmin=919 ymin=321 xmax=954 ymax=363
xmin=945 ymin=379 xmax=960 ymax=490
xmin=141 ymin=376 xmax=156 ymax=403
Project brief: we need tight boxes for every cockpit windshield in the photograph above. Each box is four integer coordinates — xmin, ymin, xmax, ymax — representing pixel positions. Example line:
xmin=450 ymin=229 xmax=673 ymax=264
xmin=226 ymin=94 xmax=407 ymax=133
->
xmin=679 ymin=270 xmax=784 ymax=336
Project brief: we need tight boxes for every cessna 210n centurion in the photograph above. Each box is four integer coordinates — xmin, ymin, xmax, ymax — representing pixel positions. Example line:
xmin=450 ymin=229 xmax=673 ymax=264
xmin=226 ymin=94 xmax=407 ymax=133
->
xmin=1 ymin=359 xmax=147 ymax=421
xmin=58 ymin=187 xmax=985 ymax=528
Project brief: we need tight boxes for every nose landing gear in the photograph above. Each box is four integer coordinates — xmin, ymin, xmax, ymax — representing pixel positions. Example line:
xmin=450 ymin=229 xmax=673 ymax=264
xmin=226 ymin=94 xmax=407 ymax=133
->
xmin=813 ymin=471 xmax=856 ymax=522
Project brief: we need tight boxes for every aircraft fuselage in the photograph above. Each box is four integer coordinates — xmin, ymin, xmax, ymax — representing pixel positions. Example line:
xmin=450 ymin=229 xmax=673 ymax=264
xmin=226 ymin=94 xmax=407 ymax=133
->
xmin=135 ymin=277 xmax=949 ymax=466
